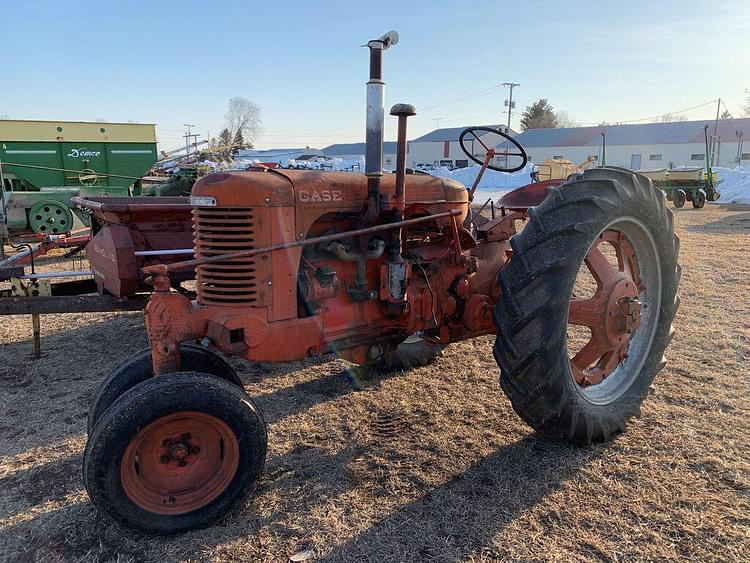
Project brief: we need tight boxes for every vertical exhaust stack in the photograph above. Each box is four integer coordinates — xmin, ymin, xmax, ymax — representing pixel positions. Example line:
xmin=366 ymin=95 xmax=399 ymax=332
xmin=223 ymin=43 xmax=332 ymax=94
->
xmin=363 ymin=30 xmax=399 ymax=222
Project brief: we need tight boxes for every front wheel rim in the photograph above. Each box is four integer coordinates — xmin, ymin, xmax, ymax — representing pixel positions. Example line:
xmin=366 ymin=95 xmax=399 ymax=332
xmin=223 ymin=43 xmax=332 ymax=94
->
xmin=567 ymin=218 xmax=662 ymax=405
xmin=120 ymin=411 xmax=239 ymax=515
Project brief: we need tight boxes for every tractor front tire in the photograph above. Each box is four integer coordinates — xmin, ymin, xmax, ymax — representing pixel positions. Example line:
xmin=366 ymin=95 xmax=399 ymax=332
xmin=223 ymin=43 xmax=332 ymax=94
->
xmin=494 ymin=167 xmax=680 ymax=444
xmin=84 ymin=372 xmax=267 ymax=533
xmin=88 ymin=344 xmax=242 ymax=432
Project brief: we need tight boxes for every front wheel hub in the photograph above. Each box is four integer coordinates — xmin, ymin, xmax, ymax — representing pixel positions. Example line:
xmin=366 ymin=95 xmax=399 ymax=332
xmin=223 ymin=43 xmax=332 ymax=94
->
xmin=120 ymin=411 xmax=239 ymax=515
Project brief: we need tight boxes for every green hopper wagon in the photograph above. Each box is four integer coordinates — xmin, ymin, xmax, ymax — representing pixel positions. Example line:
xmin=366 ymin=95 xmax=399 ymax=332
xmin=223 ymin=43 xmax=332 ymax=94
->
xmin=0 ymin=119 xmax=158 ymax=235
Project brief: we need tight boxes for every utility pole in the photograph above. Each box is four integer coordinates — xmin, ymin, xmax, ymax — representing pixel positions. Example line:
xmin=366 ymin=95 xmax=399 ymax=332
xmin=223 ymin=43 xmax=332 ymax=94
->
xmin=502 ymin=82 xmax=519 ymax=167
xmin=711 ymin=98 xmax=721 ymax=166
xmin=433 ymin=117 xmax=443 ymax=129
xmin=183 ymin=124 xmax=195 ymax=160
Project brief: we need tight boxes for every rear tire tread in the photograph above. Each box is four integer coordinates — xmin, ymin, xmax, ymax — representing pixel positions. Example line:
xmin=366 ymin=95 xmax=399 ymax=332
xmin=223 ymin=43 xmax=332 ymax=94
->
xmin=493 ymin=167 xmax=680 ymax=444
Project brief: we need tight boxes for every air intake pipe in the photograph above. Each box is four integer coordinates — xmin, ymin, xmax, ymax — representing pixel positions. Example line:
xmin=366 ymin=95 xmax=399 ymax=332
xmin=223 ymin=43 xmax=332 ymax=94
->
xmin=388 ymin=103 xmax=416 ymax=260
xmin=362 ymin=30 xmax=399 ymax=223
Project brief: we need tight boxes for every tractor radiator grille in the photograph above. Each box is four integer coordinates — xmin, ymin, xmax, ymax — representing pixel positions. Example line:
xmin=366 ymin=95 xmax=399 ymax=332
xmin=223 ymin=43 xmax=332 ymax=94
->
xmin=194 ymin=207 xmax=259 ymax=306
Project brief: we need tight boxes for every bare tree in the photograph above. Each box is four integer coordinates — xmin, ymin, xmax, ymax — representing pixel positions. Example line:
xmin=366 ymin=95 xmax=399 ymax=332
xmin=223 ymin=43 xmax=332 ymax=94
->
xmin=224 ymin=97 xmax=263 ymax=147
xmin=720 ymin=109 xmax=733 ymax=119
xmin=658 ymin=113 xmax=688 ymax=123
xmin=743 ymin=89 xmax=750 ymax=117
xmin=554 ymin=110 xmax=578 ymax=128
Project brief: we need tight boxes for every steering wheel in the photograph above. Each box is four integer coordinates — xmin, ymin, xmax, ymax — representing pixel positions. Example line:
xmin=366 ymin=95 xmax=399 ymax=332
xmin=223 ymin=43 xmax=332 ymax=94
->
xmin=459 ymin=126 xmax=528 ymax=173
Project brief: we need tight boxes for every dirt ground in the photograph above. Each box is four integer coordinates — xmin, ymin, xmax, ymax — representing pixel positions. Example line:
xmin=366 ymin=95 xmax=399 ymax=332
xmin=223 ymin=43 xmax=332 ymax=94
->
xmin=0 ymin=204 xmax=748 ymax=562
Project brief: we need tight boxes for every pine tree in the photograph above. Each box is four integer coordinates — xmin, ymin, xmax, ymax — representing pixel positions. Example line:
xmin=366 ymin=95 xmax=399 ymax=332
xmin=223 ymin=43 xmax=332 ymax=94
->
xmin=520 ymin=99 xmax=558 ymax=130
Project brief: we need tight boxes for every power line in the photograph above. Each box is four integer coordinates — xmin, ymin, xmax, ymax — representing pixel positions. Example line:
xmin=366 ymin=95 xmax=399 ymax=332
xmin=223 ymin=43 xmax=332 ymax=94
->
xmin=577 ymin=99 xmax=720 ymax=126
xmin=255 ymin=85 xmax=505 ymax=139
xmin=418 ymin=85 xmax=501 ymax=113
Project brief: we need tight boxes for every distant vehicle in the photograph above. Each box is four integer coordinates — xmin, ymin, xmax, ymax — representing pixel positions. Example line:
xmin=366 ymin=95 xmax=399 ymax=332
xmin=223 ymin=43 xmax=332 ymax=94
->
xmin=416 ymin=163 xmax=435 ymax=172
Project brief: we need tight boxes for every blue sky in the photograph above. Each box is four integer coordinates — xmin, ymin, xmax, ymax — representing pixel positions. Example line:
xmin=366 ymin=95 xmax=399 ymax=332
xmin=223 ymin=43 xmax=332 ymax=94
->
xmin=2 ymin=0 xmax=748 ymax=150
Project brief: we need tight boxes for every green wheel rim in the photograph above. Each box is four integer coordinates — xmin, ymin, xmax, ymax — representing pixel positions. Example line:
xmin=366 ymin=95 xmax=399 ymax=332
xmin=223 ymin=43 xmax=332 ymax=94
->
xmin=28 ymin=200 xmax=74 ymax=235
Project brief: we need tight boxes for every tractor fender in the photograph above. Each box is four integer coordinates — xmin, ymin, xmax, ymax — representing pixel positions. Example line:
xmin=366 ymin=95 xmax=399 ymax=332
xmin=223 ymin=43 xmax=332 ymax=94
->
xmin=496 ymin=179 xmax=565 ymax=209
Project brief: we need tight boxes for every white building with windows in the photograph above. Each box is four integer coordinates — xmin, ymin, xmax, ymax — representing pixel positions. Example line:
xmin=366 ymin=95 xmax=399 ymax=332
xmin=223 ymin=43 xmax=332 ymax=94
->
xmin=513 ymin=118 xmax=750 ymax=170
xmin=407 ymin=124 xmax=516 ymax=169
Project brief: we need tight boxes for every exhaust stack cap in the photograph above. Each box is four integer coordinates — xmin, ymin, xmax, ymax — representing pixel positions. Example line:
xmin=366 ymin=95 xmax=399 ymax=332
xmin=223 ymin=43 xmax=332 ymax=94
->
xmin=368 ymin=31 xmax=399 ymax=50
xmin=390 ymin=103 xmax=416 ymax=117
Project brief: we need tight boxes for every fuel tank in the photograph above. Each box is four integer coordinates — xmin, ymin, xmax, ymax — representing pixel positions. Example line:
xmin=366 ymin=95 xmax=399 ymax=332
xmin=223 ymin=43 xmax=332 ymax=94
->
xmin=191 ymin=169 xmax=469 ymax=227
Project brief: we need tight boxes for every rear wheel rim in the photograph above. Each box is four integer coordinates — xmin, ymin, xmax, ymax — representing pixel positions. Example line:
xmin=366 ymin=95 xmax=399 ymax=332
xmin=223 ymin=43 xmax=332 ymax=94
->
xmin=120 ymin=411 xmax=239 ymax=515
xmin=567 ymin=218 xmax=662 ymax=405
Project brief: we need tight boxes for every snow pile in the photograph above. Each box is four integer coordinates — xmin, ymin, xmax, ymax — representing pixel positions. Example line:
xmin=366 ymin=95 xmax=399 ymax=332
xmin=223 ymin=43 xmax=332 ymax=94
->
xmin=199 ymin=160 xmax=220 ymax=171
xmin=154 ymin=159 xmax=180 ymax=173
xmin=232 ymin=155 xmax=365 ymax=172
xmin=715 ymin=166 xmax=750 ymax=204
xmin=430 ymin=163 xmax=534 ymax=201
xmin=286 ymin=156 xmax=364 ymax=171
xmin=232 ymin=158 xmax=262 ymax=169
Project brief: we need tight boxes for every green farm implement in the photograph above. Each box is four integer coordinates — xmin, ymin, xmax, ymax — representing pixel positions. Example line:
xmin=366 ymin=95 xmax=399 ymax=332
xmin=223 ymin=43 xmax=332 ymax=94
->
xmin=0 ymin=120 xmax=157 ymax=236
xmin=638 ymin=125 xmax=721 ymax=209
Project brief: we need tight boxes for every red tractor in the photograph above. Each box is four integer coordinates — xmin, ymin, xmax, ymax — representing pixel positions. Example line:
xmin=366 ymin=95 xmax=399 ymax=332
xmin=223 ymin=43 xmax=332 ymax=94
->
xmin=83 ymin=32 xmax=680 ymax=533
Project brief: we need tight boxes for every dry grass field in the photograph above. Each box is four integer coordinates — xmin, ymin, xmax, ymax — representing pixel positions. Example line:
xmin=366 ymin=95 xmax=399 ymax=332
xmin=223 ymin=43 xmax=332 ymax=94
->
xmin=0 ymin=204 xmax=748 ymax=562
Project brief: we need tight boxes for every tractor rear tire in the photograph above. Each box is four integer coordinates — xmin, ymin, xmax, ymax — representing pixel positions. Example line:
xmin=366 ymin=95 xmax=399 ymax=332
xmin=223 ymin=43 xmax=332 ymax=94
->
xmin=378 ymin=334 xmax=446 ymax=371
xmin=493 ymin=167 xmax=680 ymax=444
xmin=692 ymin=190 xmax=706 ymax=208
xmin=84 ymin=372 xmax=267 ymax=533
xmin=87 ymin=344 xmax=242 ymax=432
xmin=673 ymin=189 xmax=686 ymax=208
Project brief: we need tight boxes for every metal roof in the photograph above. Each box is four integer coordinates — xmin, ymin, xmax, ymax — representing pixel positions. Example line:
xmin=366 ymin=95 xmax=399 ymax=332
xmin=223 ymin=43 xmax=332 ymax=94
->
xmin=322 ymin=142 xmax=398 ymax=156
xmin=411 ymin=124 xmax=517 ymax=143
xmin=513 ymin=118 xmax=750 ymax=148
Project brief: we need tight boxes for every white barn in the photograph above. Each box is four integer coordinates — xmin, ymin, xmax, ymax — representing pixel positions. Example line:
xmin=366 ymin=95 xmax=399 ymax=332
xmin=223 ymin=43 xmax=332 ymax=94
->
xmin=408 ymin=124 xmax=516 ymax=169
xmin=513 ymin=118 xmax=750 ymax=170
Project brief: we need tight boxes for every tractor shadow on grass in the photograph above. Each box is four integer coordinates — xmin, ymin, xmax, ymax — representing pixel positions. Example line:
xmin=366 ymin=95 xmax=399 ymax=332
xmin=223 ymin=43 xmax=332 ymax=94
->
xmin=250 ymin=362 xmax=400 ymax=425
xmin=320 ymin=436 xmax=601 ymax=562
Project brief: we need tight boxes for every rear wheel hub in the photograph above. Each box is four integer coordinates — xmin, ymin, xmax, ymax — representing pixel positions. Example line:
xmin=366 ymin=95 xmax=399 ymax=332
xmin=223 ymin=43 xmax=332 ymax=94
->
xmin=568 ymin=230 xmax=644 ymax=387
